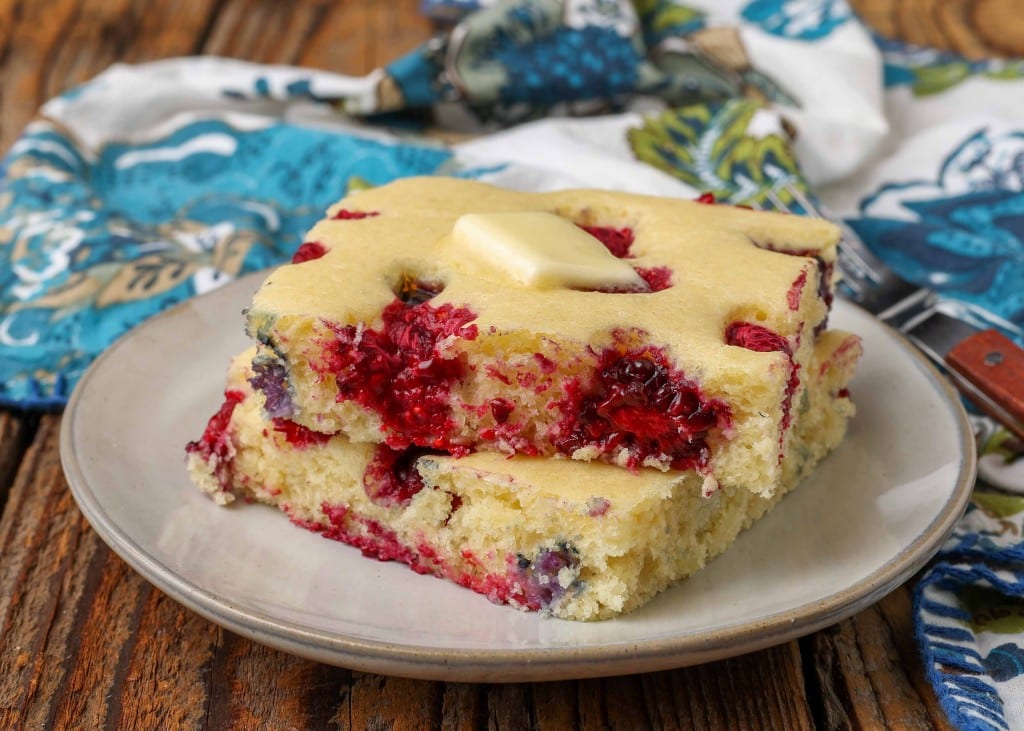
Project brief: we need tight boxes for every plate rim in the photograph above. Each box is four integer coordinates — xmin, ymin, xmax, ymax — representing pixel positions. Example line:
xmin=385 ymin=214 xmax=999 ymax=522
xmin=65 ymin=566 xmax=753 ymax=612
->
xmin=60 ymin=278 xmax=977 ymax=682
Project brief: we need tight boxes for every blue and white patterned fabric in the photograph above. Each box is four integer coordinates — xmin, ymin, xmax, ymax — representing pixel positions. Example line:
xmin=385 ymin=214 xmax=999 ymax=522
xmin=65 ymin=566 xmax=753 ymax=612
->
xmin=1 ymin=4 xmax=1023 ymax=727
xmin=0 ymin=62 xmax=479 ymax=407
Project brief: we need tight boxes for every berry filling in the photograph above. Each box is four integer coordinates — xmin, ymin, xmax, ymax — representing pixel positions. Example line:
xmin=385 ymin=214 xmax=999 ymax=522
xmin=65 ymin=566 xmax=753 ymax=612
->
xmin=294 ymin=509 xmax=525 ymax=608
xmin=578 ymin=225 xmax=634 ymax=258
xmin=332 ymin=209 xmax=379 ymax=220
xmin=317 ymin=300 xmax=479 ymax=452
xmin=755 ymin=243 xmax=835 ymax=322
xmin=724 ymin=322 xmax=790 ymax=354
xmin=787 ymin=269 xmax=808 ymax=311
xmin=725 ymin=322 xmax=800 ymax=458
xmin=575 ymin=225 xmax=674 ymax=292
xmin=362 ymin=444 xmax=444 ymax=507
xmin=185 ymin=390 xmax=244 ymax=487
xmin=553 ymin=345 xmax=728 ymax=471
xmin=635 ymin=266 xmax=672 ymax=292
xmin=271 ymin=418 xmax=331 ymax=448
xmin=489 ymin=398 xmax=515 ymax=423
xmin=302 ymin=507 xmax=430 ymax=570
xmin=291 ymin=241 xmax=327 ymax=264
xmin=573 ymin=223 xmax=675 ymax=292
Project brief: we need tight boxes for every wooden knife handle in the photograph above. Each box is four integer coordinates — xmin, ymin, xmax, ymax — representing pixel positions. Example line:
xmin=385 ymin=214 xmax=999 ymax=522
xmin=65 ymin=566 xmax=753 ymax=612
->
xmin=945 ymin=329 xmax=1024 ymax=441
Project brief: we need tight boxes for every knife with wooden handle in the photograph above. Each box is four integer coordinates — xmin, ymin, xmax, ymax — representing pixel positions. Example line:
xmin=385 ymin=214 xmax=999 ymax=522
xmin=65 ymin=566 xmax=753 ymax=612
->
xmin=860 ymin=288 xmax=1024 ymax=441
xmin=945 ymin=329 xmax=1024 ymax=441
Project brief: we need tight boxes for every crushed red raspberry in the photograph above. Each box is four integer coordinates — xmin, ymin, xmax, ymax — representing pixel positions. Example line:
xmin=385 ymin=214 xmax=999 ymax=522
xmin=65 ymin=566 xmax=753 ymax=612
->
xmin=304 ymin=508 xmax=427 ymax=568
xmin=753 ymin=243 xmax=835 ymax=322
xmin=724 ymin=322 xmax=790 ymax=354
xmin=185 ymin=390 xmax=244 ymax=488
xmin=317 ymin=299 xmax=478 ymax=451
xmin=332 ymin=209 xmax=379 ymax=220
xmin=554 ymin=346 xmax=728 ymax=471
xmin=696 ymin=192 xmax=716 ymax=204
xmin=271 ymin=418 xmax=331 ymax=448
xmin=725 ymin=322 xmax=800 ymax=458
xmin=572 ymin=225 xmax=674 ymax=292
xmin=577 ymin=225 xmax=634 ymax=258
xmin=635 ymin=266 xmax=672 ymax=292
xmin=291 ymin=241 xmax=327 ymax=264
xmin=363 ymin=445 xmax=442 ymax=507
xmin=294 ymin=507 xmax=528 ymax=608
xmin=445 ymin=493 xmax=463 ymax=526
xmin=489 ymin=398 xmax=515 ymax=423
xmin=186 ymin=390 xmax=244 ymax=461
xmin=787 ymin=269 xmax=808 ymax=311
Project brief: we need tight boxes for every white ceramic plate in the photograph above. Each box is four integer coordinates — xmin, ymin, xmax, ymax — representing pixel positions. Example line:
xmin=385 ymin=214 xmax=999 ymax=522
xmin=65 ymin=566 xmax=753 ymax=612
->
xmin=61 ymin=273 xmax=976 ymax=682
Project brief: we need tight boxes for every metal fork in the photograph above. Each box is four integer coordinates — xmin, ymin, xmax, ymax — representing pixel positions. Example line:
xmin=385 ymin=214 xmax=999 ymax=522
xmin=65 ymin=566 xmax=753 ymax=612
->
xmin=759 ymin=183 xmax=1024 ymax=441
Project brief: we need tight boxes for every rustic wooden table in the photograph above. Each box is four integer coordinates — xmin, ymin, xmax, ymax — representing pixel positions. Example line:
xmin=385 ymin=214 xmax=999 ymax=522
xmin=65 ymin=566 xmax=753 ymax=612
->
xmin=0 ymin=1 xmax=956 ymax=728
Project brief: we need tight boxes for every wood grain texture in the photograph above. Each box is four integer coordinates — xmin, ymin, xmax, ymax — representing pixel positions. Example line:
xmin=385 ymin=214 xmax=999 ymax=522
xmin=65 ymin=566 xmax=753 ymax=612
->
xmin=807 ymin=585 xmax=954 ymax=731
xmin=0 ymin=1 xmax=956 ymax=728
xmin=0 ymin=412 xmax=33 ymax=510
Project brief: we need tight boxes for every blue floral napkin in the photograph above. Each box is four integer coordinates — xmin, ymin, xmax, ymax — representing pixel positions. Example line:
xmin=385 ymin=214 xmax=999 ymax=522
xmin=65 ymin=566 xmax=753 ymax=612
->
xmin=1 ymin=2 xmax=1023 ymax=727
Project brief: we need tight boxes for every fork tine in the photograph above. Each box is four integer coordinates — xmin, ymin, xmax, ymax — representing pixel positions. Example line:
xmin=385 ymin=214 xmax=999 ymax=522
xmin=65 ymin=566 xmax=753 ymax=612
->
xmin=779 ymin=181 xmax=883 ymax=287
xmin=762 ymin=184 xmax=855 ymax=295
xmin=782 ymin=183 xmax=817 ymax=217
xmin=764 ymin=188 xmax=788 ymax=213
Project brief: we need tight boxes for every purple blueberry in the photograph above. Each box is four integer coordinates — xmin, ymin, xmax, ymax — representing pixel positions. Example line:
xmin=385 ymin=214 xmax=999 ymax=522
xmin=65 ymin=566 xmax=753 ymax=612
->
xmin=515 ymin=542 xmax=581 ymax=609
xmin=248 ymin=355 xmax=295 ymax=419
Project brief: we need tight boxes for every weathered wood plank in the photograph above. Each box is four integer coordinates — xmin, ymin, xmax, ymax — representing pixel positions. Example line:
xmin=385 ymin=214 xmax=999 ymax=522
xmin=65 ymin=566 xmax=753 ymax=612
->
xmin=109 ymin=589 xmax=222 ymax=730
xmin=200 ymin=632 xmax=353 ymax=730
xmin=43 ymin=543 xmax=150 ymax=730
xmin=532 ymin=681 xmax=579 ymax=729
xmin=876 ymin=586 xmax=956 ymax=730
xmin=40 ymin=0 xmax=134 ymax=100
xmin=0 ymin=412 xmax=32 ymax=510
xmin=636 ymin=642 xmax=813 ymax=731
xmin=0 ymin=0 xmax=82 ymax=153
xmin=0 ymin=0 xmax=230 ymax=153
xmin=484 ymin=683 xmax=533 ymax=731
xmin=202 ymin=0 xmax=334 ymax=65
xmin=301 ymin=0 xmax=433 ymax=74
xmin=0 ymin=415 xmax=101 ymax=728
xmin=348 ymin=673 xmax=443 ymax=731
xmin=808 ymin=584 xmax=954 ymax=731
xmin=120 ymin=0 xmax=229 ymax=61
xmin=441 ymin=682 xmax=486 ymax=731
xmin=585 ymin=675 xmax=650 ymax=729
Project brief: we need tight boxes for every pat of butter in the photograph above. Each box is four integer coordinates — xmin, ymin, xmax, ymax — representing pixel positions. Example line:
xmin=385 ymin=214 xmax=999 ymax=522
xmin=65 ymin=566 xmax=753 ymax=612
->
xmin=450 ymin=211 xmax=647 ymax=290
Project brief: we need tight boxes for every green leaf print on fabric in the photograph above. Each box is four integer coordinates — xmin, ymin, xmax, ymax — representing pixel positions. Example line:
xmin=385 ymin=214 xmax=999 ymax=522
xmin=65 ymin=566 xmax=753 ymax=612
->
xmin=913 ymin=62 xmax=973 ymax=96
xmin=981 ymin=428 xmax=1024 ymax=464
xmin=974 ymin=492 xmax=1024 ymax=520
xmin=627 ymin=99 xmax=807 ymax=203
xmin=631 ymin=0 xmax=705 ymax=46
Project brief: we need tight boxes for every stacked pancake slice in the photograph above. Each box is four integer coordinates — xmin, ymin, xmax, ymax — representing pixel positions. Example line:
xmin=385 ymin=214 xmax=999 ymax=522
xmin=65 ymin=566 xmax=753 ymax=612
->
xmin=186 ymin=178 xmax=861 ymax=620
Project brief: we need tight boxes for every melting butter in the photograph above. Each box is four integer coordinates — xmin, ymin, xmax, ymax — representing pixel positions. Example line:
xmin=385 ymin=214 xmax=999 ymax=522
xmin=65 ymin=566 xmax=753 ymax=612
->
xmin=448 ymin=211 xmax=646 ymax=291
